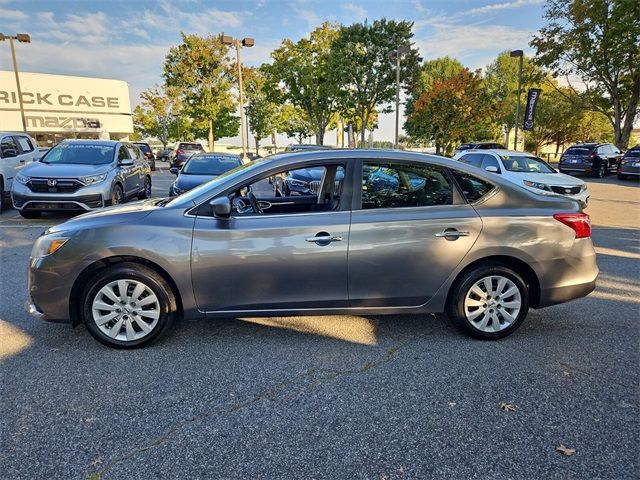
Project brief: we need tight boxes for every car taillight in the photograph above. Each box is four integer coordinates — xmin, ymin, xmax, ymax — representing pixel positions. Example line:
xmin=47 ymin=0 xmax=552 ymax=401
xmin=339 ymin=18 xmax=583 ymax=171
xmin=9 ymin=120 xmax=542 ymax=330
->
xmin=554 ymin=213 xmax=591 ymax=238
xmin=176 ymin=149 xmax=184 ymax=154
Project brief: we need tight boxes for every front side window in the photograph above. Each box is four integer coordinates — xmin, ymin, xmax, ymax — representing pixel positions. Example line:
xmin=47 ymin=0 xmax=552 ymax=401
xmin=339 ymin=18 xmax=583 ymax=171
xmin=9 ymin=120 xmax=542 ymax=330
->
xmin=41 ymin=143 xmax=115 ymax=165
xmin=451 ymin=170 xmax=495 ymax=203
xmin=118 ymin=146 xmax=131 ymax=161
xmin=361 ymin=162 xmax=452 ymax=209
xmin=480 ymin=155 xmax=501 ymax=172
xmin=500 ymin=155 xmax=555 ymax=173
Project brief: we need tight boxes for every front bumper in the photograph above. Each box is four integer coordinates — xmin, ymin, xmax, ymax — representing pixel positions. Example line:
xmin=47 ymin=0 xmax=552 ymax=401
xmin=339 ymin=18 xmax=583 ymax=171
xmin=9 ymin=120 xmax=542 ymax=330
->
xmin=12 ymin=181 xmax=110 ymax=211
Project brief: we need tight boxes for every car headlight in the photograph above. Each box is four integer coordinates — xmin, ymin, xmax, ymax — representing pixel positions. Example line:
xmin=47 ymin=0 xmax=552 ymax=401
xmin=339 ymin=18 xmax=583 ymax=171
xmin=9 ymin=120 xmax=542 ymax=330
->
xmin=15 ymin=173 xmax=30 ymax=184
xmin=31 ymin=232 xmax=71 ymax=258
xmin=79 ymin=173 xmax=108 ymax=185
xmin=172 ymin=183 xmax=185 ymax=194
xmin=580 ymin=184 xmax=588 ymax=192
xmin=523 ymin=180 xmax=551 ymax=192
xmin=287 ymin=178 xmax=308 ymax=187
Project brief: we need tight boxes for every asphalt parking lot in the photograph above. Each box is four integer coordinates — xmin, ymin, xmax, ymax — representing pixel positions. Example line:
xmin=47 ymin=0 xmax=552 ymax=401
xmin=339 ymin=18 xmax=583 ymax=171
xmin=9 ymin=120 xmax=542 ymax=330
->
xmin=0 ymin=165 xmax=638 ymax=479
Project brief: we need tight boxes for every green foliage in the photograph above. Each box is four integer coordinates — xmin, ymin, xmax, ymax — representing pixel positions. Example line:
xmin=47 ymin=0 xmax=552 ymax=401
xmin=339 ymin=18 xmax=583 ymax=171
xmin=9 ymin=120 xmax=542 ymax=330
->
xmin=263 ymin=22 xmax=340 ymax=145
xmin=132 ymin=86 xmax=183 ymax=148
xmin=163 ymin=32 xmax=237 ymax=150
xmin=245 ymin=67 xmax=279 ymax=151
xmin=531 ymin=0 xmax=640 ymax=148
xmin=274 ymin=104 xmax=314 ymax=143
xmin=409 ymin=69 xmax=496 ymax=155
xmin=330 ymin=18 xmax=420 ymax=144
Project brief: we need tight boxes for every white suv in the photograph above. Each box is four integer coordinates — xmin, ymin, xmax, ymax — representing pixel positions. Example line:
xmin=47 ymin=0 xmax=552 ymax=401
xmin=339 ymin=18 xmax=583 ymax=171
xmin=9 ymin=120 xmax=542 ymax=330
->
xmin=456 ymin=149 xmax=590 ymax=208
xmin=0 ymin=132 xmax=39 ymax=211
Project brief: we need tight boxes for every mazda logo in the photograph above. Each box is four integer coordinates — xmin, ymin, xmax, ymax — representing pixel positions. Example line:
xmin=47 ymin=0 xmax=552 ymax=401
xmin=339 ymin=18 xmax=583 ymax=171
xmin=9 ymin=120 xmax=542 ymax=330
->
xmin=47 ymin=179 xmax=57 ymax=187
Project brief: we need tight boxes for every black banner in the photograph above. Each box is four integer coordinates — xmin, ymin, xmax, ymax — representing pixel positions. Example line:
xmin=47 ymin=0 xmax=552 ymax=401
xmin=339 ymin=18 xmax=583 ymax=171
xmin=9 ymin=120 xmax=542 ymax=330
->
xmin=523 ymin=88 xmax=542 ymax=131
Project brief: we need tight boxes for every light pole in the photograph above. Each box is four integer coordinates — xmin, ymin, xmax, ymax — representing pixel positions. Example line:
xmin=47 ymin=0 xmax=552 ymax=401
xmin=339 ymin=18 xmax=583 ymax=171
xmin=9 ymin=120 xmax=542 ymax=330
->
xmin=388 ymin=46 xmax=420 ymax=149
xmin=220 ymin=34 xmax=254 ymax=160
xmin=510 ymin=49 xmax=524 ymax=151
xmin=0 ymin=33 xmax=31 ymax=132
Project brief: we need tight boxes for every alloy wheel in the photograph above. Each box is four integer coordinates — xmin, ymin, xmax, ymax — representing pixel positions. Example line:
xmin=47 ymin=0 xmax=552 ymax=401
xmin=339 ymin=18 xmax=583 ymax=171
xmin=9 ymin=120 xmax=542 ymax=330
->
xmin=91 ymin=279 xmax=160 ymax=342
xmin=112 ymin=186 xmax=123 ymax=204
xmin=463 ymin=275 xmax=522 ymax=333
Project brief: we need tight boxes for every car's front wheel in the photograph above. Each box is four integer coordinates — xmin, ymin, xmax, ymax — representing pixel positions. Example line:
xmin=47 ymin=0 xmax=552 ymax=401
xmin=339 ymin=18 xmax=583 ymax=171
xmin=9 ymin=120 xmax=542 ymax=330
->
xmin=19 ymin=210 xmax=41 ymax=219
xmin=595 ymin=163 xmax=606 ymax=178
xmin=111 ymin=184 xmax=124 ymax=205
xmin=81 ymin=263 xmax=176 ymax=348
xmin=447 ymin=265 xmax=529 ymax=339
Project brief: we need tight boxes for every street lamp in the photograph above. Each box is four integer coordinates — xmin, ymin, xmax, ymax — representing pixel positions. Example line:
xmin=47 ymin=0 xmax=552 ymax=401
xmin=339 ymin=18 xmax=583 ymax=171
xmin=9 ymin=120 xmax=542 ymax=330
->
xmin=510 ymin=49 xmax=524 ymax=151
xmin=0 ymin=33 xmax=31 ymax=132
xmin=388 ymin=45 xmax=420 ymax=149
xmin=220 ymin=34 xmax=254 ymax=160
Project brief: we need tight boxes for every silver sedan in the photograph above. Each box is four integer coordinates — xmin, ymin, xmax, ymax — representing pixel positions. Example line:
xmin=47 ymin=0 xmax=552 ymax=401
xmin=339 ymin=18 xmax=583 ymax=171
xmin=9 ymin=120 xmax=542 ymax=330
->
xmin=27 ymin=149 xmax=598 ymax=348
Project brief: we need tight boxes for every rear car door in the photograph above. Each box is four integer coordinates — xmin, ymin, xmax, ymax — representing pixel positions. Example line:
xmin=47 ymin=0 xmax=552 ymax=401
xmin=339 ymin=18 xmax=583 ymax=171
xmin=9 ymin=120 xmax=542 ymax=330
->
xmin=348 ymin=159 xmax=482 ymax=308
xmin=191 ymin=160 xmax=352 ymax=313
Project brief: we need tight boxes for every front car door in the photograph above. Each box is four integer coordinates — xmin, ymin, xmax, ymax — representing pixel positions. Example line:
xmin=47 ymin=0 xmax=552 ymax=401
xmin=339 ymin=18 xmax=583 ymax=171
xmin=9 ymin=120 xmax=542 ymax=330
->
xmin=190 ymin=159 xmax=353 ymax=313
xmin=117 ymin=145 xmax=137 ymax=194
xmin=0 ymin=135 xmax=22 ymax=192
xmin=348 ymin=158 xmax=483 ymax=308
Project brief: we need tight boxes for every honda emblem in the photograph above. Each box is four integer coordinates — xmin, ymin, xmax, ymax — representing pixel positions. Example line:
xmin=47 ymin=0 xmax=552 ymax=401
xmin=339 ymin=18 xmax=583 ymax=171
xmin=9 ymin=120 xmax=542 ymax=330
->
xmin=47 ymin=179 xmax=57 ymax=187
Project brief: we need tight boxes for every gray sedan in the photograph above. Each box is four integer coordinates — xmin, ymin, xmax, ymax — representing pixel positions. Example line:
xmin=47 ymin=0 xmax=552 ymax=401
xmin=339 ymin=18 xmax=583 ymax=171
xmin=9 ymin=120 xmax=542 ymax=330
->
xmin=27 ymin=149 xmax=598 ymax=348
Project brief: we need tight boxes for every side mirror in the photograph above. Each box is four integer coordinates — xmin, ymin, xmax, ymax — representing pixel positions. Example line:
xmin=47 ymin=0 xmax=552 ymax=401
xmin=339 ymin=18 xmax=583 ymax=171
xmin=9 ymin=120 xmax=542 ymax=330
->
xmin=170 ymin=167 xmax=179 ymax=175
xmin=119 ymin=158 xmax=134 ymax=166
xmin=209 ymin=196 xmax=231 ymax=219
xmin=485 ymin=166 xmax=499 ymax=173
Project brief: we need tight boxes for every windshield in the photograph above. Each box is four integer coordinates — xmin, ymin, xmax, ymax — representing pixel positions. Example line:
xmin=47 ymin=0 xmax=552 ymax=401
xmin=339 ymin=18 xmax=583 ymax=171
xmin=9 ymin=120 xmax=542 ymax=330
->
xmin=500 ymin=155 xmax=556 ymax=173
xmin=134 ymin=143 xmax=151 ymax=153
xmin=179 ymin=143 xmax=203 ymax=151
xmin=182 ymin=154 xmax=241 ymax=175
xmin=41 ymin=143 xmax=115 ymax=165
xmin=167 ymin=157 xmax=270 ymax=206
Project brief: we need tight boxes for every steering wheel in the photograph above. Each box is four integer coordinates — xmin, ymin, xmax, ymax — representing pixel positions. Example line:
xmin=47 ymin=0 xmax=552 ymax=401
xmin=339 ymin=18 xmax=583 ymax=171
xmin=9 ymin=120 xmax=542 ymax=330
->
xmin=246 ymin=191 xmax=263 ymax=214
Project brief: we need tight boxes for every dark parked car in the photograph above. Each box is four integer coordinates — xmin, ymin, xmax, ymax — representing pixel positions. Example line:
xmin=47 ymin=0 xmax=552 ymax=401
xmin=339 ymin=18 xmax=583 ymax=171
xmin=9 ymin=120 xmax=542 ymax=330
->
xmin=284 ymin=144 xmax=333 ymax=152
xmin=157 ymin=149 xmax=171 ymax=162
xmin=454 ymin=142 xmax=505 ymax=157
xmin=170 ymin=153 xmax=242 ymax=196
xmin=558 ymin=143 xmax=621 ymax=178
xmin=169 ymin=142 xmax=205 ymax=168
xmin=617 ymin=145 xmax=640 ymax=180
xmin=28 ymin=149 xmax=597 ymax=348
xmin=132 ymin=142 xmax=156 ymax=171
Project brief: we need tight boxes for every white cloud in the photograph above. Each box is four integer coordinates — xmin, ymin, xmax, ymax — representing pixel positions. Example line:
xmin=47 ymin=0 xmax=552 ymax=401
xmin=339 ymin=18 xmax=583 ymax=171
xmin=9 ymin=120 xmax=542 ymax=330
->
xmin=0 ymin=6 xmax=26 ymax=21
xmin=34 ymin=11 xmax=110 ymax=44
xmin=462 ymin=0 xmax=544 ymax=16
xmin=343 ymin=3 xmax=367 ymax=22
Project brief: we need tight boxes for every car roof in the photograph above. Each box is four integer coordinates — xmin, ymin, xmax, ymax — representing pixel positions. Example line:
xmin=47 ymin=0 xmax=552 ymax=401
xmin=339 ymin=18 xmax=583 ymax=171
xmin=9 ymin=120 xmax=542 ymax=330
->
xmin=460 ymin=149 xmax=534 ymax=157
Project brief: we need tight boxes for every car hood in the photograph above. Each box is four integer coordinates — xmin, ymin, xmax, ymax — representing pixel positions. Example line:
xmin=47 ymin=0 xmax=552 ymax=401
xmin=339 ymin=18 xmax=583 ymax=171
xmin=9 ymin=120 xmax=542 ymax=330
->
xmin=511 ymin=171 xmax=585 ymax=186
xmin=47 ymin=200 xmax=161 ymax=234
xmin=175 ymin=173 xmax=218 ymax=190
xmin=22 ymin=162 xmax=112 ymax=178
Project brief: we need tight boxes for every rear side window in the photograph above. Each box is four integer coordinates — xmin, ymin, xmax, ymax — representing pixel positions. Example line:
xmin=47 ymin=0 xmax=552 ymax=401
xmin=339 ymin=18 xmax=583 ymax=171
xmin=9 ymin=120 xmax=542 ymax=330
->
xmin=459 ymin=153 xmax=484 ymax=168
xmin=1 ymin=136 xmax=19 ymax=157
xmin=451 ymin=170 xmax=495 ymax=203
xmin=179 ymin=143 xmax=204 ymax=150
xmin=15 ymin=136 xmax=34 ymax=153
xmin=362 ymin=162 xmax=453 ymax=209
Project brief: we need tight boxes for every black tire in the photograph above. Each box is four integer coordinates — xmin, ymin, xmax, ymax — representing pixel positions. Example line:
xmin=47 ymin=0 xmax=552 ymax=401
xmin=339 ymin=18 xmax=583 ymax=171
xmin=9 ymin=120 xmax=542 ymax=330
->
xmin=81 ymin=263 xmax=176 ymax=348
xmin=446 ymin=264 xmax=529 ymax=340
xmin=111 ymin=184 xmax=124 ymax=205
xmin=138 ymin=176 xmax=152 ymax=200
xmin=595 ymin=163 xmax=606 ymax=178
xmin=19 ymin=210 xmax=42 ymax=219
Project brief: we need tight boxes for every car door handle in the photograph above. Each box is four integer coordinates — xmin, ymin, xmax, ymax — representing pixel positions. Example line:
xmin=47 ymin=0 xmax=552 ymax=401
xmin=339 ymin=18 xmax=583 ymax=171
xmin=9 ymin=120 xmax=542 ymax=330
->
xmin=305 ymin=235 xmax=343 ymax=243
xmin=435 ymin=229 xmax=469 ymax=239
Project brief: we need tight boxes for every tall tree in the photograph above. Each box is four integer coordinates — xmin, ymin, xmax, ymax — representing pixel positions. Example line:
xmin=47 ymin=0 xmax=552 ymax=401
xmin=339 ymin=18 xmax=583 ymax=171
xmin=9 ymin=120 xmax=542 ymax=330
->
xmin=531 ymin=0 xmax=640 ymax=149
xmin=163 ymin=33 xmax=237 ymax=152
xmin=132 ymin=86 xmax=181 ymax=149
xmin=409 ymin=69 xmax=495 ymax=155
xmin=263 ymin=22 xmax=340 ymax=145
xmin=274 ymin=104 xmax=314 ymax=144
xmin=245 ymin=68 xmax=279 ymax=154
xmin=330 ymin=18 xmax=420 ymax=145
xmin=405 ymin=57 xmax=465 ymax=139
xmin=484 ymin=51 xmax=545 ymax=144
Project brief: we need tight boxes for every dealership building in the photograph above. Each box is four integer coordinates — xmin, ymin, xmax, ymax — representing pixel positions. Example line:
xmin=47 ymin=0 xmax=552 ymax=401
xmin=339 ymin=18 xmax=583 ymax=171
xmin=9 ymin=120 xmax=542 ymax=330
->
xmin=0 ymin=71 xmax=133 ymax=146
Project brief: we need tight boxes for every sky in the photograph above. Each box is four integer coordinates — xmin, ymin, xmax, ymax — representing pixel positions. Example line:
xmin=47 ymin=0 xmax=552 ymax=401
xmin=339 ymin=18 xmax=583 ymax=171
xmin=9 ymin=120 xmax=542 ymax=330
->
xmin=0 ymin=0 xmax=548 ymax=145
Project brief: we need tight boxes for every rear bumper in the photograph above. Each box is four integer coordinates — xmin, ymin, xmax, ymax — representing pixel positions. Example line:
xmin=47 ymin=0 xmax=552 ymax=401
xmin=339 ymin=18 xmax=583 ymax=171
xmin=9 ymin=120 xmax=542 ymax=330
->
xmin=558 ymin=163 xmax=592 ymax=173
xmin=618 ymin=166 xmax=640 ymax=176
xmin=538 ymin=279 xmax=597 ymax=308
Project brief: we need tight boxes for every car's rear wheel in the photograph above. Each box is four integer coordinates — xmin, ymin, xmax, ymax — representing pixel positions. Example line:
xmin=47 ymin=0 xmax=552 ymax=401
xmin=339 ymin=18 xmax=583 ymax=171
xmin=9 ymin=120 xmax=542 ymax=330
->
xmin=138 ymin=176 xmax=152 ymax=199
xmin=81 ymin=263 xmax=175 ymax=348
xmin=447 ymin=265 xmax=529 ymax=339
xmin=111 ymin=184 xmax=124 ymax=205
xmin=19 ymin=210 xmax=41 ymax=219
